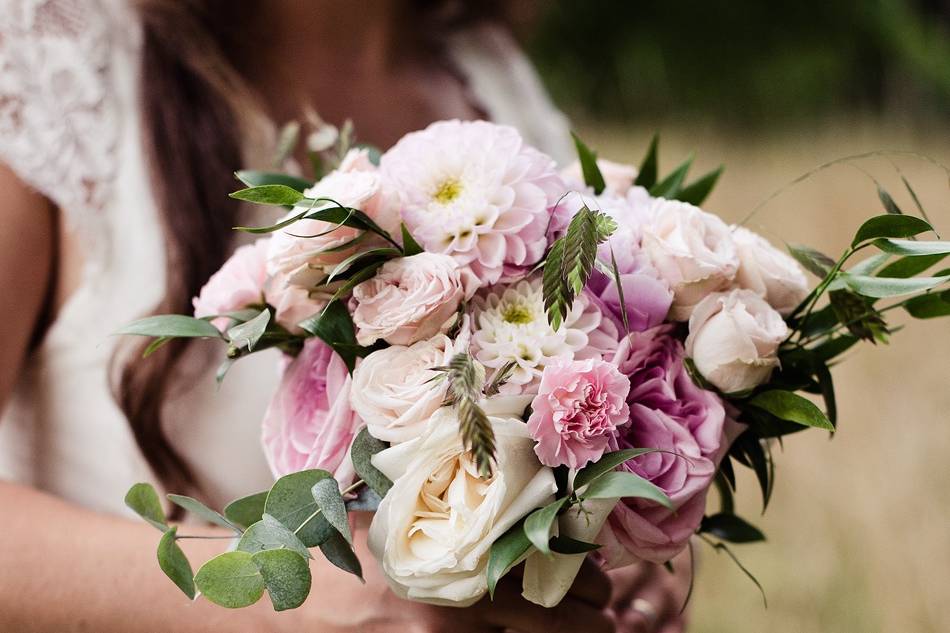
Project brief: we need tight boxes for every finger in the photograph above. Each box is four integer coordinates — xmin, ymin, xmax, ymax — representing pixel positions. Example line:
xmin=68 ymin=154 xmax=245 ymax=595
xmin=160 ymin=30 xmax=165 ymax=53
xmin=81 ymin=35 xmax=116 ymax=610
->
xmin=565 ymin=557 xmax=613 ymax=609
xmin=607 ymin=563 xmax=657 ymax=607
xmin=483 ymin=580 xmax=614 ymax=633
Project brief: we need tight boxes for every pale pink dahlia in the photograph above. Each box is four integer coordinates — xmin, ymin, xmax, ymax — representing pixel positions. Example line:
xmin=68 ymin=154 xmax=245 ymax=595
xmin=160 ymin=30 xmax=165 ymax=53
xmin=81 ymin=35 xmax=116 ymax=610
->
xmin=380 ymin=120 xmax=565 ymax=285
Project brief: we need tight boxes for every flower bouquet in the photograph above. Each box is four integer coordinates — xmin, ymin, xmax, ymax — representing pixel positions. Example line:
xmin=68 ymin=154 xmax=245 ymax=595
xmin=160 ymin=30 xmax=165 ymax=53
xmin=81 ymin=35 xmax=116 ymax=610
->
xmin=121 ymin=119 xmax=950 ymax=611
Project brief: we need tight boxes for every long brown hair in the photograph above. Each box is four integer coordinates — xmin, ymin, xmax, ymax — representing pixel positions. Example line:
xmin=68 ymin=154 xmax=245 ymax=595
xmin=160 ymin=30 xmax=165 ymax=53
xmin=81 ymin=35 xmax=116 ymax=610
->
xmin=117 ymin=0 xmax=506 ymax=494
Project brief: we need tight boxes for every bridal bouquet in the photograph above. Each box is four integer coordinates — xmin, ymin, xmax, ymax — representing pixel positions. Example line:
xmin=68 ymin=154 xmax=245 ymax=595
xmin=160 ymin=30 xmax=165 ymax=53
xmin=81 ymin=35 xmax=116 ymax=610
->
xmin=122 ymin=119 xmax=950 ymax=612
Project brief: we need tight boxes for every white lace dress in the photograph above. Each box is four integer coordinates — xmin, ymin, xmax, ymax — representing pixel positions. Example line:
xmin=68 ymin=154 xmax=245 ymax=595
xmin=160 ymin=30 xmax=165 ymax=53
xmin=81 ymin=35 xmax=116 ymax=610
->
xmin=0 ymin=0 xmax=573 ymax=515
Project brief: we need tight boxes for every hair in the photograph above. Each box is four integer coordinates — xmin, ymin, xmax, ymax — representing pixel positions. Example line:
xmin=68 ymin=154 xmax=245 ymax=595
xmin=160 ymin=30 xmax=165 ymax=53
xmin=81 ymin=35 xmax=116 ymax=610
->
xmin=114 ymin=0 xmax=507 ymax=495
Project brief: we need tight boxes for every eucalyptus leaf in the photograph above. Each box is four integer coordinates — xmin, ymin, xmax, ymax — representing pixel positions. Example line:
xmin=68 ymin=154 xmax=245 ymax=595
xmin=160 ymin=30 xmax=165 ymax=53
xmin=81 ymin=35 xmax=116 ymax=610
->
xmin=235 ymin=170 xmax=312 ymax=192
xmin=319 ymin=531 xmax=363 ymax=580
xmin=237 ymin=515 xmax=312 ymax=559
xmin=676 ymin=165 xmax=723 ymax=205
xmin=226 ymin=309 xmax=271 ymax=352
xmin=634 ymin=134 xmax=659 ymax=188
xmin=748 ymin=390 xmax=834 ymax=431
xmin=700 ymin=513 xmax=766 ymax=543
xmin=345 ymin=485 xmax=382 ymax=512
xmin=487 ymin=519 xmax=532 ymax=599
xmin=224 ymin=491 xmax=269 ymax=530
xmin=194 ymin=551 xmax=265 ymax=609
xmin=230 ymin=184 xmax=306 ymax=206
xmin=873 ymin=238 xmax=950 ymax=257
xmin=351 ymin=428 xmax=393 ymax=497
xmin=117 ymin=315 xmax=223 ymax=340
xmin=252 ymin=549 xmax=313 ymax=611
xmin=124 ymin=482 xmax=168 ymax=532
xmin=840 ymin=272 xmax=950 ymax=298
xmin=523 ymin=498 xmax=568 ymax=556
xmin=579 ymin=471 xmax=672 ymax=508
xmin=400 ymin=223 xmax=424 ymax=256
xmin=167 ymin=494 xmax=240 ymax=532
xmin=851 ymin=214 xmax=933 ymax=246
xmin=574 ymin=448 xmax=656 ymax=491
xmin=571 ymin=132 xmax=606 ymax=194
xmin=157 ymin=527 xmax=196 ymax=600
xmin=311 ymin=478 xmax=351 ymax=544
xmin=264 ymin=469 xmax=335 ymax=548
xmin=649 ymin=154 xmax=693 ymax=199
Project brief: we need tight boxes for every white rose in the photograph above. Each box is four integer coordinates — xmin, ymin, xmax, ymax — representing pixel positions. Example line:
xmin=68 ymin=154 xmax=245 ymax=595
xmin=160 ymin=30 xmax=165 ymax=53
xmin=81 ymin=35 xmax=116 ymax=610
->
xmin=352 ymin=253 xmax=475 ymax=347
xmin=560 ymin=158 xmax=638 ymax=194
xmin=350 ymin=324 xmax=471 ymax=444
xmin=368 ymin=405 xmax=556 ymax=607
xmin=731 ymin=226 xmax=809 ymax=316
xmin=641 ymin=199 xmax=739 ymax=321
xmin=685 ymin=289 xmax=788 ymax=394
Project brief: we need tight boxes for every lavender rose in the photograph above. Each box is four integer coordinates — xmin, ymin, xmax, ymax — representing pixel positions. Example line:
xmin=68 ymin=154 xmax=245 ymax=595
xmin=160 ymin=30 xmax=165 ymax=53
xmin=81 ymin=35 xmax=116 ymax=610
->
xmin=599 ymin=325 xmax=726 ymax=566
xmin=261 ymin=338 xmax=363 ymax=485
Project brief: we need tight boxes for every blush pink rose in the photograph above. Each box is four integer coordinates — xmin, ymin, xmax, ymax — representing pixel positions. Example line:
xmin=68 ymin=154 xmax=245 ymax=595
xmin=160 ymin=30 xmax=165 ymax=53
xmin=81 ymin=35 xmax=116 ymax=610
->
xmin=560 ymin=158 xmax=638 ymax=195
xmin=264 ymin=277 xmax=328 ymax=335
xmin=261 ymin=338 xmax=363 ymax=484
xmin=193 ymin=238 xmax=269 ymax=330
xmin=351 ymin=252 xmax=476 ymax=346
xmin=598 ymin=325 xmax=727 ymax=566
xmin=527 ymin=358 xmax=631 ymax=469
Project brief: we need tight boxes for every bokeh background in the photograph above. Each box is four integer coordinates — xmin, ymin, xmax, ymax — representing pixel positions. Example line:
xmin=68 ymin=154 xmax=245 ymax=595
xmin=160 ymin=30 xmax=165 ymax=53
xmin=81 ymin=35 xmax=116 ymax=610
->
xmin=524 ymin=2 xmax=950 ymax=632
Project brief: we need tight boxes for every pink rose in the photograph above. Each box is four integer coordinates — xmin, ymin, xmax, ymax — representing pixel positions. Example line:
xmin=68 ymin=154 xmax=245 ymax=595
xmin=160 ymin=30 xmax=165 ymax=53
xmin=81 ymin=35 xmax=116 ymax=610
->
xmin=731 ymin=225 xmax=809 ymax=316
xmin=261 ymin=338 xmax=363 ymax=484
xmin=599 ymin=325 xmax=726 ymax=565
xmin=527 ymin=359 xmax=631 ymax=469
xmin=193 ymin=238 xmax=269 ymax=330
xmin=351 ymin=253 xmax=474 ymax=346
xmin=264 ymin=276 xmax=328 ymax=335
xmin=561 ymin=158 xmax=638 ymax=195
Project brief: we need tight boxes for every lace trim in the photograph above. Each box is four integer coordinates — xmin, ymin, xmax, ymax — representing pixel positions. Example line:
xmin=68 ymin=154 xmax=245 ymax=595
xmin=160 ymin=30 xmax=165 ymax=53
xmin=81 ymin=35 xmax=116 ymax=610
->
xmin=0 ymin=0 xmax=118 ymax=224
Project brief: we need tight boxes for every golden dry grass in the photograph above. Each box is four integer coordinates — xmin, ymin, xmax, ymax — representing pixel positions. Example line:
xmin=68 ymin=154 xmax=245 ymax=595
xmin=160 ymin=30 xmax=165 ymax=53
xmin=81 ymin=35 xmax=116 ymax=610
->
xmin=581 ymin=120 xmax=950 ymax=633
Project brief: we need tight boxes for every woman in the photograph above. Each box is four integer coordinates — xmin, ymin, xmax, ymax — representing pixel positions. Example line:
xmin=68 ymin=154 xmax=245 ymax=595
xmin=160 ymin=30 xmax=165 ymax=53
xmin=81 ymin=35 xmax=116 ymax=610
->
xmin=0 ymin=0 xmax=687 ymax=630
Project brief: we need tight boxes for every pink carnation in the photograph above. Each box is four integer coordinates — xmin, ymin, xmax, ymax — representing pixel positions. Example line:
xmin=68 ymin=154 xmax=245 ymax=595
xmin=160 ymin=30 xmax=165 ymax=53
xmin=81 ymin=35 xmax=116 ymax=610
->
xmin=261 ymin=338 xmax=363 ymax=484
xmin=380 ymin=120 xmax=565 ymax=286
xmin=527 ymin=359 xmax=631 ymax=469
xmin=193 ymin=238 xmax=269 ymax=330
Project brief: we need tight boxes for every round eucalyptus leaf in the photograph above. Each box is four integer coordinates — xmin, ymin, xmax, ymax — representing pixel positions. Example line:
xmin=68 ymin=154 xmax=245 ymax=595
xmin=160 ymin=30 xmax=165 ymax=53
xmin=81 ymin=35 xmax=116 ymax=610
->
xmin=157 ymin=527 xmax=195 ymax=600
xmin=252 ymin=549 xmax=313 ymax=612
xmin=194 ymin=551 xmax=265 ymax=609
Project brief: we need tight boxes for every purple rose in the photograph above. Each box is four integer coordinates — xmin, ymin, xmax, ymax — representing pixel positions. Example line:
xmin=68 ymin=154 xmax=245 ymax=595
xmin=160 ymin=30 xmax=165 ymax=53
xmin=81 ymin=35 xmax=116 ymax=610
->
xmin=599 ymin=325 xmax=727 ymax=566
xmin=262 ymin=338 xmax=363 ymax=485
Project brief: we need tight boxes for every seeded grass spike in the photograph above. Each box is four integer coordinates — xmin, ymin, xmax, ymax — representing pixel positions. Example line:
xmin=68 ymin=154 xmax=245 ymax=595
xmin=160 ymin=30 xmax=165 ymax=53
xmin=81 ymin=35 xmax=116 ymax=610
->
xmin=543 ymin=205 xmax=617 ymax=330
xmin=437 ymin=353 xmax=496 ymax=478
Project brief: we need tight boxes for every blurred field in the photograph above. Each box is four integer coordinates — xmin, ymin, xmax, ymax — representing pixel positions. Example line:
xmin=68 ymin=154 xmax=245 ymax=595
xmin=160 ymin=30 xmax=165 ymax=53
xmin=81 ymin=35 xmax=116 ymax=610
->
xmin=581 ymin=120 xmax=950 ymax=633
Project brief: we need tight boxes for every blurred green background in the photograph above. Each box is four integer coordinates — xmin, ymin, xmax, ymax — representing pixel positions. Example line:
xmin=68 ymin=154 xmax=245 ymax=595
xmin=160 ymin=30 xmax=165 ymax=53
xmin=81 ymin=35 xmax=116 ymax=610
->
xmin=526 ymin=2 xmax=950 ymax=632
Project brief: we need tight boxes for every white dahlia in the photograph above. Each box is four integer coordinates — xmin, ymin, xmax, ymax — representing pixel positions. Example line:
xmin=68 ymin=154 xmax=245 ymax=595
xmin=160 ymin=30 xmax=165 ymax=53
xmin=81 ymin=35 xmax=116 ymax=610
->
xmin=471 ymin=278 xmax=619 ymax=395
xmin=380 ymin=120 xmax=565 ymax=286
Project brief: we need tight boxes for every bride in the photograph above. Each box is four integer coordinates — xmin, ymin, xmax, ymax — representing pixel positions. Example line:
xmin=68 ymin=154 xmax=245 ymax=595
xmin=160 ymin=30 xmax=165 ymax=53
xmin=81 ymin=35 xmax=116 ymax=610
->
xmin=0 ymin=1 xmax=686 ymax=630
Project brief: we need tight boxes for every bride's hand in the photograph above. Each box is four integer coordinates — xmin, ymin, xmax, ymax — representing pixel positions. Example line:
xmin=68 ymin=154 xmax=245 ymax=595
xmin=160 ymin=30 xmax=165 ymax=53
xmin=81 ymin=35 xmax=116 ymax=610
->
xmin=605 ymin=551 xmax=691 ymax=633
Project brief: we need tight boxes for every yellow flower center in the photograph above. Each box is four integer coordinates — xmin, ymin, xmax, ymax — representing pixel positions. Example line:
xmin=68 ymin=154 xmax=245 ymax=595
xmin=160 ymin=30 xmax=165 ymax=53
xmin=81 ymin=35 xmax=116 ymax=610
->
xmin=502 ymin=302 xmax=534 ymax=325
xmin=433 ymin=178 xmax=463 ymax=204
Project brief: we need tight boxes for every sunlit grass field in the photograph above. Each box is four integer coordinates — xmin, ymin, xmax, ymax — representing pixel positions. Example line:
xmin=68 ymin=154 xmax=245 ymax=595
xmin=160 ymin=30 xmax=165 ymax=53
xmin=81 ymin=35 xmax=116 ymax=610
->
xmin=580 ymin=120 xmax=950 ymax=633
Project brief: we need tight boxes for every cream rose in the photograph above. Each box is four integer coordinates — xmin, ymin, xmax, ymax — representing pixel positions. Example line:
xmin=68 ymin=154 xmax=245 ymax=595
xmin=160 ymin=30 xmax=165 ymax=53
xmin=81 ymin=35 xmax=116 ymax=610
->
xmin=352 ymin=253 xmax=475 ymax=347
xmin=367 ymin=404 xmax=557 ymax=607
xmin=731 ymin=226 xmax=809 ymax=316
xmin=561 ymin=158 xmax=638 ymax=194
xmin=350 ymin=324 xmax=471 ymax=443
xmin=686 ymin=289 xmax=788 ymax=394
xmin=641 ymin=199 xmax=739 ymax=321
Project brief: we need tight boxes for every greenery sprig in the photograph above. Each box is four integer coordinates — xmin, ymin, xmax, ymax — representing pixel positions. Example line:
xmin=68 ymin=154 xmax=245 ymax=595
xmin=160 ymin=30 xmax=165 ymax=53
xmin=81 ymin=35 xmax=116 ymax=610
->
xmin=432 ymin=353 xmax=496 ymax=478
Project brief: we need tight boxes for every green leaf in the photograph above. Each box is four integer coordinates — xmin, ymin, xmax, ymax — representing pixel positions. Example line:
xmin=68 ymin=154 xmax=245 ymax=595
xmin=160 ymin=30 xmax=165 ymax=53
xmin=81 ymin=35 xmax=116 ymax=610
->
xmin=523 ymin=498 xmax=568 ymax=556
xmin=549 ymin=536 xmax=602 ymax=554
xmin=325 ymin=247 xmax=400 ymax=284
xmin=748 ymin=390 xmax=834 ymax=431
xmin=252 ymin=549 xmax=312 ymax=612
xmin=319 ymin=531 xmax=363 ymax=580
xmin=840 ymin=272 xmax=950 ymax=299
xmin=700 ymin=536 xmax=767 ymax=608
xmin=400 ymin=223 xmax=424 ymax=256
xmin=676 ymin=165 xmax=723 ymax=205
xmin=904 ymin=291 xmax=950 ymax=319
xmin=607 ymin=245 xmax=630 ymax=334
xmin=877 ymin=185 xmax=903 ymax=215
xmin=235 ymin=170 xmax=312 ymax=192
xmin=579 ymin=471 xmax=672 ymax=508
xmin=487 ymin=519 xmax=532 ymax=599
xmin=730 ymin=433 xmax=773 ymax=510
xmin=157 ymin=527 xmax=196 ymax=599
xmin=700 ymin=513 xmax=766 ymax=543
xmin=166 ymin=494 xmax=239 ymax=532
xmin=194 ymin=551 xmax=265 ymax=609
xmin=811 ymin=334 xmax=859 ymax=362
xmin=264 ymin=470 xmax=335 ymax=548
xmin=634 ymin=134 xmax=659 ymax=188
xmin=574 ymin=448 xmax=656 ymax=491
xmin=851 ymin=214 xmax=933 ymax=247
xmin=230 ymin=184 xmax=306 ymax=206
xmin=350 ymin=428 xmax=393 ymax=498
xmin=649 ymin=154 xmax=693 ymax=199
xmin=117 ymin=315 xmax=223 ymax=340
xmin=901 ymin=175 xmax=933 ymax=226
xmin=571 ymin=132 xmax=606 ymax=194
xmin=848 ymin=252 xmax=891 ymax=276
xmin=787 ymin=244 xmax=836 ymax=279
xmin=224 ymin=491 xmax=269 ymax=530
xmin=311 ymin=479 xmax=351 ymax=544
xmin=298 ymin=300 xmax=360 ymax=372
xmin=124 ymin=483 xmax=168 ymax=532
xmin=237 ymin=515 xmax=312 ymax=559
xmin=873 ymin=238 xmax=950 ymax=257
xmin=226 ymin=309 xmax=271 ymax=352
xmin=877 ymin=253 xmax=948 ymax=278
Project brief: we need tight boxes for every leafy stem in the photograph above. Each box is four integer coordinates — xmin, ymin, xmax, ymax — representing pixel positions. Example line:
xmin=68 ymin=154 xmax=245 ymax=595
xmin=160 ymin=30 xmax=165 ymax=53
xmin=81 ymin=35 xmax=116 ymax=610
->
xmin=292 ymin=479 xmax=365 ymax=536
